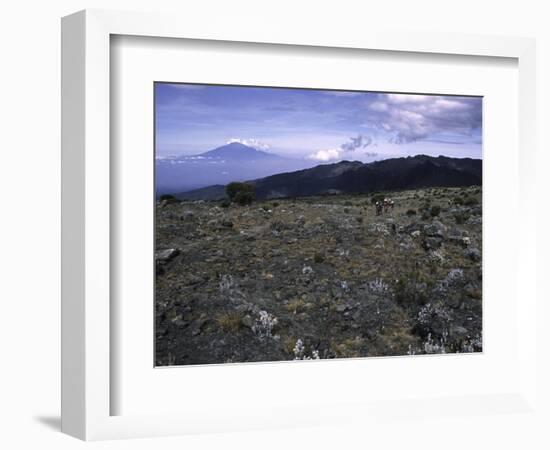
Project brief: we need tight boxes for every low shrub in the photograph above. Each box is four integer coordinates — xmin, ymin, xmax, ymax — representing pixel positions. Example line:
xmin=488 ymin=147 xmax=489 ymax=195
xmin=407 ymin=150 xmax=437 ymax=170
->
xmin=252 ymin=311 xmax=278 ymax=339
xmin=419 ymin=202 xmax=430 ymax=212
xmin=430 ymin=205 xmax=441 ymax=217
xmin=394 ymin=275 xmax=429 ymax=308
xmin=464 ymin=196 xmax=479 ymax=206
xmin=454 ymin=212 xmax=470 ymax=224
xmin=406 ymin=209 xmax=417 ymax=216
xmin=285 ymin=298 xmax=307 ymax=314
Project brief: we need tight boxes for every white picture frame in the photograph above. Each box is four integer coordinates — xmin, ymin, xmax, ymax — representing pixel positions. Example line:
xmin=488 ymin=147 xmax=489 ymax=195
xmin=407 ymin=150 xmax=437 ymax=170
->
xmin=61 ymin=9 xmax=538 ymax=441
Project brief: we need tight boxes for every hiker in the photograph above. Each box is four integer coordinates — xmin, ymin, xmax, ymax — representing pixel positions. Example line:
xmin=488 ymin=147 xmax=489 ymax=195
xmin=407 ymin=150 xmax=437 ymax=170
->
xmin=383 ymin=198 xmax=394 ymax=213
xmin=375 ymin=201 xmax=383 ymax=216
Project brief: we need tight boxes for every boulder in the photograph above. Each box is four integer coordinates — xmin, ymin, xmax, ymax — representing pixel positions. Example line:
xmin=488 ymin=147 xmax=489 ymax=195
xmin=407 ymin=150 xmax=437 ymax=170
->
xmin=156 ymin=248 xmax=179 ymax=262
xmin=428 ymin=250 xmax=445 ymax=265
xmin=432 ymin=220 xmax=447 ymax=232
xmin=466 ymin=247 xmax=481 ymax=262
xmin=470 ymin=205 xmax=482 ymax=216
xmin=466 ymin=216 xmax=482 ymax=226
xmin=180 ymin=210 xmax=194 ymax=220
xmin=424 ymin=221 xmax=446 ymax=238
xmin=241 ymin=315 xmax=254 ymax=329
xmin=450 ymin=325 xmax=469 ymax=339
xmin=335 ymin=304 xmax=348 ymax=313
xmin=206 ymin=219 xmax=219 ymax=228
xmin=422 ymin=237 xmax=442 ymax=251
xmin=402 ymin=222 xmax=423 ymax=234
xmin=270 ymin=220 xmax=287 ymax=232
xmin=448 ymin=227 xmax=462 ymax=239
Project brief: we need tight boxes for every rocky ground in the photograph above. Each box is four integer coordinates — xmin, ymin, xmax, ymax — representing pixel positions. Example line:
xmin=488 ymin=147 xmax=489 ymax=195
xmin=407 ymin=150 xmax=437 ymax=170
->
xmin=155 ymin=186 xmax=482 ymax=366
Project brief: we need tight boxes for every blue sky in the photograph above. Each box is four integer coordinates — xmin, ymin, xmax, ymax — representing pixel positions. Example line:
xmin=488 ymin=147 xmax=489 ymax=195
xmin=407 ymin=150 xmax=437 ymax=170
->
xmin=155 ymin=83 xmax=482 ymax=162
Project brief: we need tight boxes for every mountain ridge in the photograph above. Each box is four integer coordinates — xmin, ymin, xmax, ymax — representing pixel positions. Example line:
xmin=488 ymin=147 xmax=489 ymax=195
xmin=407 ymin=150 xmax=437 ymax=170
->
xmin=196 ymin=142 xmax=280 ymax=160
xmin=173 ymin=154 xmax=482 ymax=200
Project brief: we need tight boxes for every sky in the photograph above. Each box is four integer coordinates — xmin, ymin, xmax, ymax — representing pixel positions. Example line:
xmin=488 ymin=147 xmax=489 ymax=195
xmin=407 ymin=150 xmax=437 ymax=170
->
xmin=155 ymin=83 xmax=482 ymax=162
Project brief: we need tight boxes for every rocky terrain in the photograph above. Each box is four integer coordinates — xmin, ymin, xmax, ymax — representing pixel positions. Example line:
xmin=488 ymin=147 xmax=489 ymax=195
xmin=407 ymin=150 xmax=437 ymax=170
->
xmin=155 ymin=186 xmax=482 ymax=366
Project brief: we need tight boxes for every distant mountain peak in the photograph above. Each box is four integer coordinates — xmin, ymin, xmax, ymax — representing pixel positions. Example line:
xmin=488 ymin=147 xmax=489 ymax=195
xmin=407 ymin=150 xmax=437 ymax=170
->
xmin=197 ymin=142 xmax=278 ymax=160
xmin=223 ymin=142 xmax=259 ymax=150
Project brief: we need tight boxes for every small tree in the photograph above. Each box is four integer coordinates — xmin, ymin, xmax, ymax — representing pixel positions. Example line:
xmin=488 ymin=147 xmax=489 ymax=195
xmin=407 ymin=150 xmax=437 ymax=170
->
xmin=159 ymin=194 xmax=178 ymax=203
xmin=226 ymin=182 xmax=255 ymax=205
xmin=234 ymin=190 xmax=254 ymax=205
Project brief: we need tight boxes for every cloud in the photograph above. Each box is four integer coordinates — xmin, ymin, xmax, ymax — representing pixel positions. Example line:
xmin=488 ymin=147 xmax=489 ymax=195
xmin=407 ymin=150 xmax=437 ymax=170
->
xmin=369 ymin=101 xmax=389 ymax=112
xmin=227 ymin=138 xmax=271 ymax=151
xmin=365 ymin=94 xmax=482 ymax=144
xmin=308 ymin=134 xmax=378 ymax=162
xmin=307 ymin=148 xmax=342 ymax=162
xmin=341 ymin=134 xmax=373 ymax=151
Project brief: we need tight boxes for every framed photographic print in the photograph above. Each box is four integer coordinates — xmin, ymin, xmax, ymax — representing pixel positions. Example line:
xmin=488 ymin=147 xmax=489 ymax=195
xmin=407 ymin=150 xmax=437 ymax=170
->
xmin=62 ymin=9 xmax=538 ymax=441
xmin=153 ymin=82 xmax=483 ymax=367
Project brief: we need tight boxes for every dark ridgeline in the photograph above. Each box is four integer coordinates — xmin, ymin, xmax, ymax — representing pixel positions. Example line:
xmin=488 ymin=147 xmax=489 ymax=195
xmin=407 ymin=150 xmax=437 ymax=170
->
xmin=175 ymin=155 xmax=482 ymax=201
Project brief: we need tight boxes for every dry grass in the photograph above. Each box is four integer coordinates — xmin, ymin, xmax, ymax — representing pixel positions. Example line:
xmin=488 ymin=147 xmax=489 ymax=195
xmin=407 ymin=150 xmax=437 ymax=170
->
xmin=466 ymin=287 xmax=482 ymax=300
xmin=216 ymin=311 xmax=244 ymax=333
xmin=282 ymin=336 xmax=297 ymax=355
xmin=285 ymin=298 xmax=307 ymax=314
xmin=331 ymin=336 xmax=365 ymax=358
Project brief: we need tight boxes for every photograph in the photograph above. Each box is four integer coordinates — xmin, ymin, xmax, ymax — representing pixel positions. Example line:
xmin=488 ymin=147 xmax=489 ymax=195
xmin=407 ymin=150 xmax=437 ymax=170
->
xmin=154 ymin=83 xmax=483 ymax=366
